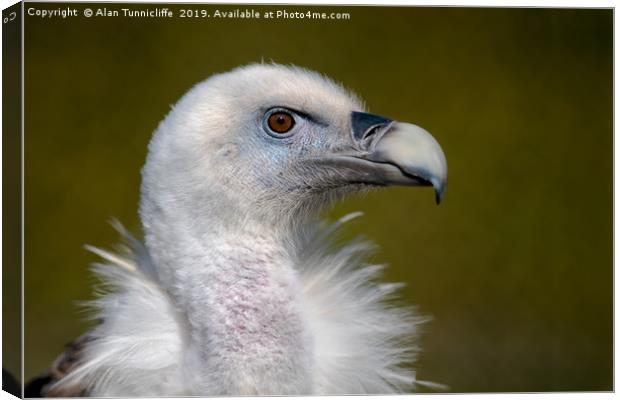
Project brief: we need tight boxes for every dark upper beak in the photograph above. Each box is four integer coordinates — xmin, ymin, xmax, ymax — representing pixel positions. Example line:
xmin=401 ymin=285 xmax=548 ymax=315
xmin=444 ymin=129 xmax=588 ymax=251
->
xmin=349 ymin=111 xmax=448 ymax=204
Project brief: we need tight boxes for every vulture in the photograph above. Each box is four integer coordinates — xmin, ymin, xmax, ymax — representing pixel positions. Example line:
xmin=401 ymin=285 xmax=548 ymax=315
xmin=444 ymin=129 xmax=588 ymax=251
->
xmin=31 ymin=64 xmax=447 ymax=396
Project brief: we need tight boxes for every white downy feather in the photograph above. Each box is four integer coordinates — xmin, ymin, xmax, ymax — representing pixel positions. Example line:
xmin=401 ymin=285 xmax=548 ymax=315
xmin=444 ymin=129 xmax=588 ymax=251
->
xmin=52 ymin=215 xmax=433 ymax=396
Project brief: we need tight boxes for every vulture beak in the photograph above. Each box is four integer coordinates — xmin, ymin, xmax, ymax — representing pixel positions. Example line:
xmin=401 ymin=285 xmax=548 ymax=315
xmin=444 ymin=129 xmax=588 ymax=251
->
xmin=351 ymin=111 xmax=447 ymax=204
xmin=322 ymin=112 xmax=447 ymax=204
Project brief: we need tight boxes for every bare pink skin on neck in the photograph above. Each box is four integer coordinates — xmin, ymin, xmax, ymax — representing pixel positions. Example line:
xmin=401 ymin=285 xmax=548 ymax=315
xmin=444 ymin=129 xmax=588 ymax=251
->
xmin=162 ymin=230 xmax=314 ymax=395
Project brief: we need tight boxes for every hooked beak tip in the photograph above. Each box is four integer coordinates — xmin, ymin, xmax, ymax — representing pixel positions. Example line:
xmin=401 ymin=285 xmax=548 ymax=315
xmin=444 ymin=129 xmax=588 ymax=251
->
xmin=429 ymin=175 xmax=446 ymax=205
xmin=435 ymin=186 xmax=445 ymax=205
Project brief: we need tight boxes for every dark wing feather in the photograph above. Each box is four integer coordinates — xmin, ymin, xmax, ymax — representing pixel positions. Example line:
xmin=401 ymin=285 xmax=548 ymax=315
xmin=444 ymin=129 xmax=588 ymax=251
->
xmin=25 ymin=335 xmax=94 ymax=397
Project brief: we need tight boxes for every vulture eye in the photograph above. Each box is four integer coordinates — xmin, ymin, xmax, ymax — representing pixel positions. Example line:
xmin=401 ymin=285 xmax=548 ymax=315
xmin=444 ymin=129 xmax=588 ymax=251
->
xmin=265 ymin=110 xmax=295 ymax=136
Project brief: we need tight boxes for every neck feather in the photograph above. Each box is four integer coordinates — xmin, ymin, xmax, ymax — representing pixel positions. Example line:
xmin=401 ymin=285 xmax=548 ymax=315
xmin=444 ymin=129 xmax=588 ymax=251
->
xmin=142 ymin=206 xmax=314 ymax=394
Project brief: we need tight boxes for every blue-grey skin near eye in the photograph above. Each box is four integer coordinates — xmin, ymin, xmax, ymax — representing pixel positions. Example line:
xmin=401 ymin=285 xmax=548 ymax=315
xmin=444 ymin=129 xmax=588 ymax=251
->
xmin=261 ymin=107 xmax=333 ymax=151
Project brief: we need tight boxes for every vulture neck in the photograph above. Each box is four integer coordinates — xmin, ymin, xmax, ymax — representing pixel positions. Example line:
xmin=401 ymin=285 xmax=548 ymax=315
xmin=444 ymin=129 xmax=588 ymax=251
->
xmin=141 ymin=201 xmax=315 ymax=394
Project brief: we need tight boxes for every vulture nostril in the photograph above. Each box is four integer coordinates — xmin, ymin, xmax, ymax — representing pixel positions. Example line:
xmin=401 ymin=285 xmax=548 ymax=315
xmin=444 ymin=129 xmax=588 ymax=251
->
xmin=363 ymin=124 xmax=386 ymax=140
xmin=361 ymin=123 xmax=392 ymax=150
xmin=351 ymin=111 xmax=393 ymax=146
xmin=363 ymin=125 xmax=381 ymax=140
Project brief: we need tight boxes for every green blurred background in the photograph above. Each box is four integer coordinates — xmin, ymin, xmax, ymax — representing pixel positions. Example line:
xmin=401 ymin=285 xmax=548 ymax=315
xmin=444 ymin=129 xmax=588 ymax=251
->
xmin=17 ymin=4 xmax=612 ymax=392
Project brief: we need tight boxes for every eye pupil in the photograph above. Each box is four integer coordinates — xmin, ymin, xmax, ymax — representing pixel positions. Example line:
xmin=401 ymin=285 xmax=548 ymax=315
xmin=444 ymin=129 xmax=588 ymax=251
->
xmin=268 ymin=111 xmax=294 ymax=134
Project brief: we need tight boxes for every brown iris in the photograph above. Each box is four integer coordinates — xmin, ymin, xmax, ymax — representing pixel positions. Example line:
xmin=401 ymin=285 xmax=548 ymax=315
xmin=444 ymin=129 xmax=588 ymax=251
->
xmin=267 ymin=112 xmax=295 ymax=134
